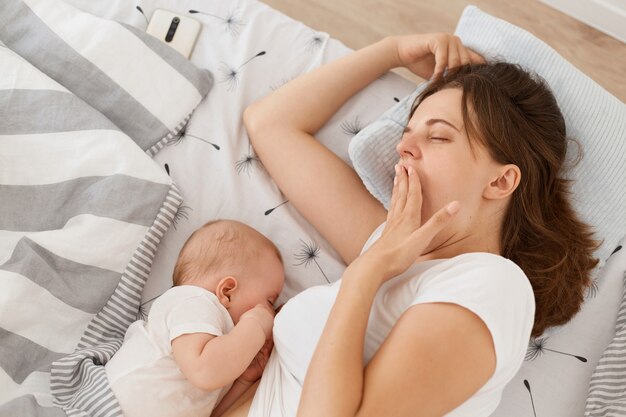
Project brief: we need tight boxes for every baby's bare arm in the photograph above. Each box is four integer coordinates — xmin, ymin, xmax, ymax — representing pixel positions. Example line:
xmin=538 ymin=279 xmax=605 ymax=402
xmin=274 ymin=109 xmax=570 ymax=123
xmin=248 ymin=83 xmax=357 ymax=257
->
xmin=171 ymin=317 xmax=266 ymax=392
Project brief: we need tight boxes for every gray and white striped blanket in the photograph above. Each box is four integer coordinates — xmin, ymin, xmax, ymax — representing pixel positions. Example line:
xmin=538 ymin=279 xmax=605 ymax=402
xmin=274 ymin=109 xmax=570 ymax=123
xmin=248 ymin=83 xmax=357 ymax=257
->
xmin=0 ymin=0 xmax=212 ymax=416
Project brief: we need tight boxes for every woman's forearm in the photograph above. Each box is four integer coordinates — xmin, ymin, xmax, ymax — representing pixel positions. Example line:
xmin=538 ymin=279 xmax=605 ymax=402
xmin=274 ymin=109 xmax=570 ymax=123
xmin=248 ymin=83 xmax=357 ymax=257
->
xmin=245 ymin=36 xmax=400 ymax=135
xmin=211 ymin=378 xmax=255 ymax=417
xmin=297 ymin=258 xmax=386 ymax=417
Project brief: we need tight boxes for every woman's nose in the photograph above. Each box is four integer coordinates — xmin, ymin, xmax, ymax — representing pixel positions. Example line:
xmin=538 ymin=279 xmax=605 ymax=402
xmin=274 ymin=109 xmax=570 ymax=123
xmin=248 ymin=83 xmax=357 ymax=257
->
xmin=396 ymin=136 xmax=421 ymax=158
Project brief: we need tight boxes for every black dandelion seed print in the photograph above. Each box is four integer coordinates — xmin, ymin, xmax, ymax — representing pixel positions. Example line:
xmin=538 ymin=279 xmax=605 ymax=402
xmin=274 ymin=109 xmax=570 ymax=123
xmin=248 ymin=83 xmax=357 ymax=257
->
xmin=393 ymin=97 xmax=400 ymax=102
xmin=220 ymin=64 xmax=241 ymax=91
xmin=610 ymin=245 xmax=622 ymax=257
xmin=235 ymin=154 xmax=260 ymax=175
xmin=236 ymin=143 xmax=262 ymax=176
xmin=294 ymin=239 xmax=329 ymax=283
xmin=137 ymin=291 xmax=168 ymax=321
xmin=137 ymin=302 xmax=149 ymax=321
xmin=586 ymin=276 xmax=599 ymax=299
xmin=219 ymin=51 xmax=267 ymax=91
xmin=135 ymin=5 xmax=149 ymax=25
xmin=523 ymin=380 xmax=538 ymax=417
xmin=189 ymin=8 xmax=246 ymax=37
xmin=167 ymin=128 xmax=187 ymax=146
xmin=264 ymin=200 xmax=289 ymax=216
xmin=172 ymin=204 xmax=192 ymax=230
xmin=168 ymin=127 xmax=221 ymax=150
xmin=305 ymin=31 xmax=325 ymax=53
xmin=188 ymin=133 xmax=221 ymax=150
xmin=162 ymin=164 xmax=192 ymax=229
xmin=340 ymin=116 xmax=364 ymax=137
xmin=525 ymin=337 xmax=587 ymax=363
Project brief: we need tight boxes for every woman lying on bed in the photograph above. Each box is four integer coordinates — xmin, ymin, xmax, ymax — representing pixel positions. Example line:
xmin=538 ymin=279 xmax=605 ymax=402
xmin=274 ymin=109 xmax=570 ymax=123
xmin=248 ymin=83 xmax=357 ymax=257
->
xmin=214 ymin=33 xmax=599 ymax=417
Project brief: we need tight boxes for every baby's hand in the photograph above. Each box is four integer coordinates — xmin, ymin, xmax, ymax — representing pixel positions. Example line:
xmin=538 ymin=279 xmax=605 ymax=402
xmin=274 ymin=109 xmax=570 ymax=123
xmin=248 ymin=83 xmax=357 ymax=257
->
xmin=239 ymin=304 xmax=274 ymax=339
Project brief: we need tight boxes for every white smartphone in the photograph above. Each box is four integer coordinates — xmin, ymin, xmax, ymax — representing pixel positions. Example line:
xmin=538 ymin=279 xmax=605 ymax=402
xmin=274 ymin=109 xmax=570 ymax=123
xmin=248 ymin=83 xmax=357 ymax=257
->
xmin=146 ymin=9 xmax=201 ymax=59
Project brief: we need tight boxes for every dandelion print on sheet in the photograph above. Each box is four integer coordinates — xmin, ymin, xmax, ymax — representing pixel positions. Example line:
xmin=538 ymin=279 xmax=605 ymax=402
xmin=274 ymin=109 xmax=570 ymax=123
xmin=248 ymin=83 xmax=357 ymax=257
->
xmin=189 ymin=8 xmax=246 ymax=38
xmin=525 ymin=337 xmax=587 ymax=363
xmin=135 ymin=5 xmax=149 ymax=25
xmin=168 ymin=127 xmax=221 ymax=150
xmin=161 ymin=163 xmax=192 ymax=229
xmin=294 ymin=239 xmax=329 ymax=283
xmin=137 ymin=290 xmax=170 ymax=321
xmin=172 ymin=204 xmax=192 ymax=230
xmin=610 ymin=245 xmax=622 ymax=257
xmin=236 ymin=142 xmax=262 ymax=176
xmin=305 ymin=30 xmax=325 ymax=53
xmin=219 ymin=51 xmax=267 ymax=91
xmin=340 ymin=116 xmax=364 ymax=137
xmin=264 ymin=200 xmax=289 ymax=216
xmin=586 ymin=276 xmax=599 ymax=299
xmin=523 ymin=380 xmax=539 ymax=417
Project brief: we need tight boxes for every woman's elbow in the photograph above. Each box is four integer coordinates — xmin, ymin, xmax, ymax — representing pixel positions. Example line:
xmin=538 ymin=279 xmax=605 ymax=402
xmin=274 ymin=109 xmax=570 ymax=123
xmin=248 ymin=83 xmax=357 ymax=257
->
xmin=242 ymin=104 xmax=255 ymax=128
xmin=243 ymin=103 xmax=266 ymax=135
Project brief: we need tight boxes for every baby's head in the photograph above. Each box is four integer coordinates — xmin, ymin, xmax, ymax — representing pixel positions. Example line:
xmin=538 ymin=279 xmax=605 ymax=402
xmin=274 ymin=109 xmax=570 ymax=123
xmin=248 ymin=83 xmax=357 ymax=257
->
xmin=172 ymin=219 xmax=285 ymax=323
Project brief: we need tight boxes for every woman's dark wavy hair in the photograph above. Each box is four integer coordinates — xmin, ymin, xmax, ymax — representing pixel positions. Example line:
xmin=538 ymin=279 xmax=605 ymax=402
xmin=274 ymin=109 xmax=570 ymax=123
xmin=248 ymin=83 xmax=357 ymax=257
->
xmin=410 ymin=62 xmax=600 ymax=338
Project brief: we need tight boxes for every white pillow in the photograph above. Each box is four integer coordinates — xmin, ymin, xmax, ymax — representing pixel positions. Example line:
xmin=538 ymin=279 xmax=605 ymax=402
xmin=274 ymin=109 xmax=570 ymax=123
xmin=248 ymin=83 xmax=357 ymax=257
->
xmin=348 ymin=5 xmax=626 ymax=266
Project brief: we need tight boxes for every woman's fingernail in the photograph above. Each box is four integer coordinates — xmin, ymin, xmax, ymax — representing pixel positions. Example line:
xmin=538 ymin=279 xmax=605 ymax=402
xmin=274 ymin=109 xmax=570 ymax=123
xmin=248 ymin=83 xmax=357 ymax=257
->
xmin=446 ymin=201 xmax=460 ymax=215
xmin=394 ymin=176 xmax=398 ymax=185
xmin=408 ymin=167 xmax=414 ymax=176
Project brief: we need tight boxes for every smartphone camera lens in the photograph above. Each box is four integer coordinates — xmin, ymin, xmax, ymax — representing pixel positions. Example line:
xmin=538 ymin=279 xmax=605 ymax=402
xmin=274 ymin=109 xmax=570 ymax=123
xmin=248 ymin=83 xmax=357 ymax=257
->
xmin=165 ymin=17 xmax=180 ymax=42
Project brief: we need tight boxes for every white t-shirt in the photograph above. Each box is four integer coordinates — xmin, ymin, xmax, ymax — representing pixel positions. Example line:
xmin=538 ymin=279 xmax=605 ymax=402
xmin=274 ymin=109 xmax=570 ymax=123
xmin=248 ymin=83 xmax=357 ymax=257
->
xmin=249 ymin=222 xmax=536 ymax=417
xmin=105 ymin=285 xmax=234 ymax=417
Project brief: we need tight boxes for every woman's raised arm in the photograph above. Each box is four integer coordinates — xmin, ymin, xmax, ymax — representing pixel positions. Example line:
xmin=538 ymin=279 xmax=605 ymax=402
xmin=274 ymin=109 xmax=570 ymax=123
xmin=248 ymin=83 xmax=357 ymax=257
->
xmin=244 ymin=34 xmax=483 ymax=265
xmin=243 ymin=38 xmax=401 ymax=265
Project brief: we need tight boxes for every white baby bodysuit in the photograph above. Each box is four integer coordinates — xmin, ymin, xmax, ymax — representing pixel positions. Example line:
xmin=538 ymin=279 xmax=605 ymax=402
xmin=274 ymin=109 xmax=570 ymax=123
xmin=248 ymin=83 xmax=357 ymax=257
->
xmin=105 ymin=285 xmax=234 ymax=417
xmin=248 ymin=221 xmax=536 ymax=417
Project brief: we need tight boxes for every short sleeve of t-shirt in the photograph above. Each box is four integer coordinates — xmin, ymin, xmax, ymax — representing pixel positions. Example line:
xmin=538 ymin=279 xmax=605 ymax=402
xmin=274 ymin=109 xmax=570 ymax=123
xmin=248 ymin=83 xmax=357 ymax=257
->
xmin=150 ymin=286 xmax=234 ymax=343
xmin=411 ymin=253 xmax=536 ymax=380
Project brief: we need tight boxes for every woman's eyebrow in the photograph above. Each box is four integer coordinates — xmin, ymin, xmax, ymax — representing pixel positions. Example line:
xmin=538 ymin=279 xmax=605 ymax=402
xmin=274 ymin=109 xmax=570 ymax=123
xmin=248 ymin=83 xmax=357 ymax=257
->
xmin=426 ymin=118 xmax=461 ymax=132
xmin=404 ymin=118 xmax=461 ymax=133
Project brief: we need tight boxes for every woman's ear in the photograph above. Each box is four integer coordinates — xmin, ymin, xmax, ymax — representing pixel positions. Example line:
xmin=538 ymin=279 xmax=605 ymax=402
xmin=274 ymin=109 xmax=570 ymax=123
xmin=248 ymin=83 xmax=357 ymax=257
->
xmin=484 ymin=164 xmax=521 ymax=200
xmin=215 ymin=276 xmax=238 ymax=308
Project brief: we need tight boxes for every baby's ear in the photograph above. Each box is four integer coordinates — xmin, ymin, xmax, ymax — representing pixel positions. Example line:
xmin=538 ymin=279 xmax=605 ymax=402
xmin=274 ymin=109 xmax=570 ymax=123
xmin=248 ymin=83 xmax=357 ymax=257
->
xmin=216 ymin=276 xmax=238 ymax=307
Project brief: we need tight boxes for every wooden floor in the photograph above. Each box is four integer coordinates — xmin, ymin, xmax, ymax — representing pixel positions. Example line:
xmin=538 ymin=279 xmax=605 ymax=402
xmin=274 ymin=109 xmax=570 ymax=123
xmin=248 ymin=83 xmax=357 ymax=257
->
xmin=263 ymin=0 xmax=626 ymax=103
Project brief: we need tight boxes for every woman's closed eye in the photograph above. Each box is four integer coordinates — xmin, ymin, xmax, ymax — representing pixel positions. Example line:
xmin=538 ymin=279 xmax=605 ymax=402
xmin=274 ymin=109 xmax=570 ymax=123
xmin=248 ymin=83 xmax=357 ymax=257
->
xmin=429 ymin=137 xmax=449 ymax=142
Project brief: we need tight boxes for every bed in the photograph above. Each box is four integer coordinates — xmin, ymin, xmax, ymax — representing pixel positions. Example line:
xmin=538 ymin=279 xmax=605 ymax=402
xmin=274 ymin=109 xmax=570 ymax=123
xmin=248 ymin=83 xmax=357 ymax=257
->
xmin=0 ymin=0 xmax=624 ymax=416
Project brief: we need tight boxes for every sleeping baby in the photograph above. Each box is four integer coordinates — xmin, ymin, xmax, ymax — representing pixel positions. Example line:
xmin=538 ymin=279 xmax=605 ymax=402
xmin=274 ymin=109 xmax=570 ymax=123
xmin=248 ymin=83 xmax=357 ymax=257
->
xmin=104 ymin=219 xmax=285 ymax=417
